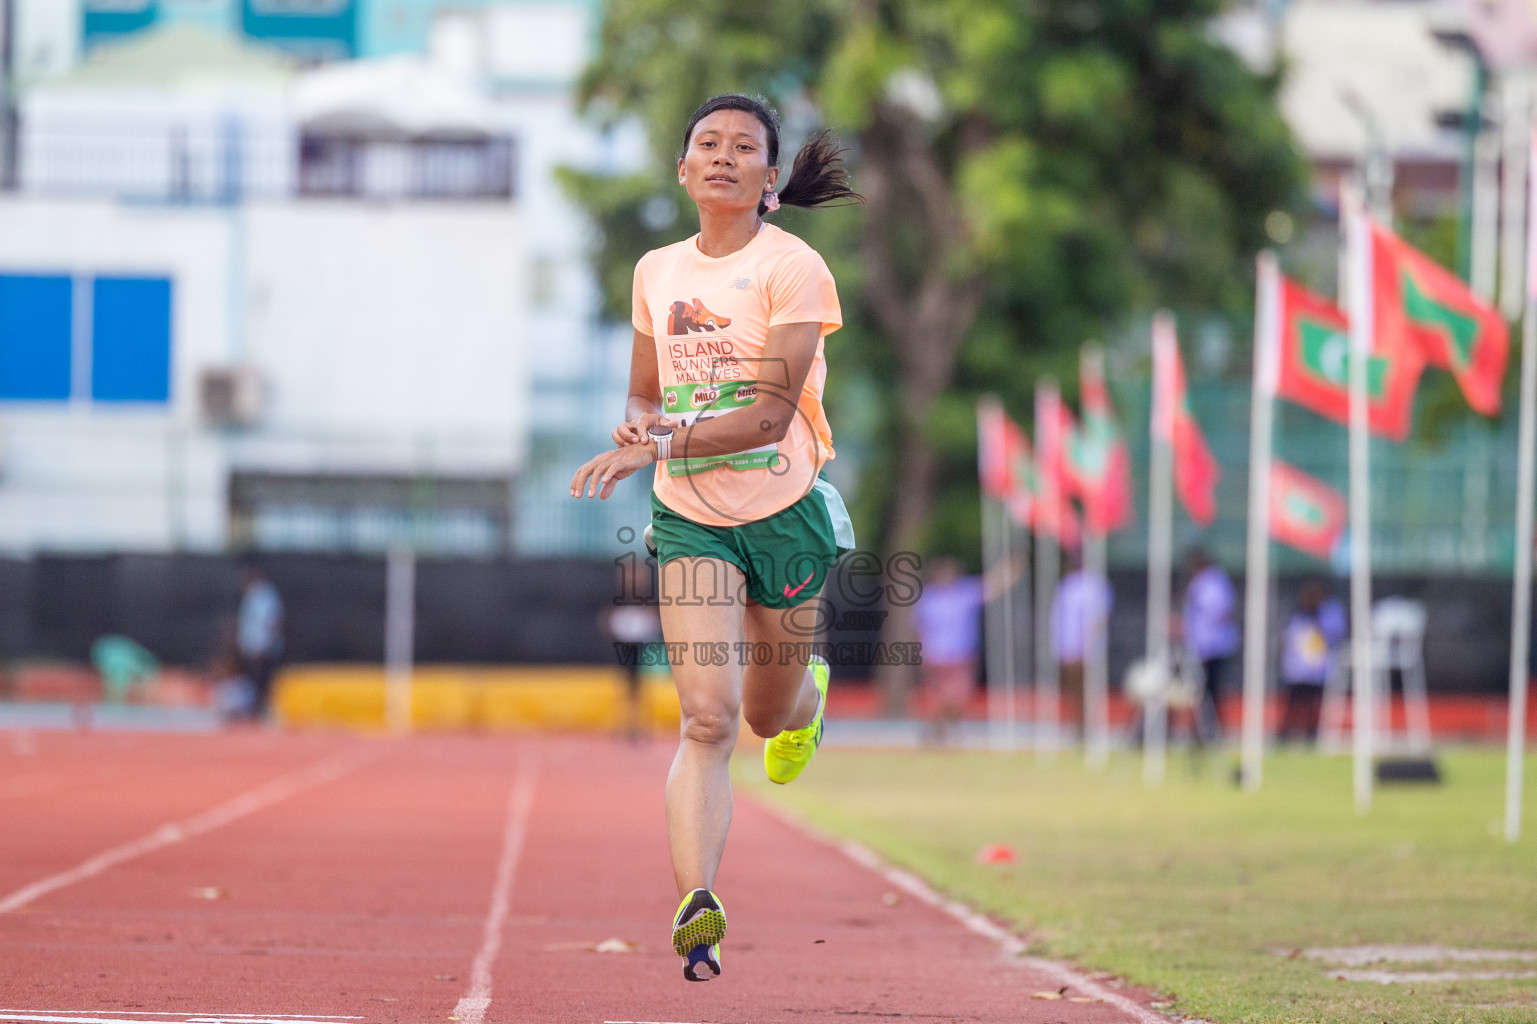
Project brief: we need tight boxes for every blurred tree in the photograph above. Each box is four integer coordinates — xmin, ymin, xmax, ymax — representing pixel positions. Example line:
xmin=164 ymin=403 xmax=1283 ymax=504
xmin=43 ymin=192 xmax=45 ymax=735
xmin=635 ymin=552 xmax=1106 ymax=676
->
xmin=564 ymin=0 xmax=1305 ymax=706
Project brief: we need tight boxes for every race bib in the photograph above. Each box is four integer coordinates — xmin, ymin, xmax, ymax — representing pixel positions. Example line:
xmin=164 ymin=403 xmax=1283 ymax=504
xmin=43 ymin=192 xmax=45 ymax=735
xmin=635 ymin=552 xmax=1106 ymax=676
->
xmin=661 ymin=381 xmax=779 ymax=476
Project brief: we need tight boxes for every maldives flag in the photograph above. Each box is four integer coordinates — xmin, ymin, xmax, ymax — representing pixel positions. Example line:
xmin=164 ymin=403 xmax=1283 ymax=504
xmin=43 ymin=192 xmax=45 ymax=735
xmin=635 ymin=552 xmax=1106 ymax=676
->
xmin=1274 ymin=272 xmax=1423 ymax=441
xmin=1035 ymin=386 xmax=1083 ymax=550
xmin=977 ymin=398 xmax=1034 ymax=528
xmin=1073 ymin=346 xmax=1135 ymax=532
xmin=1269 ymin=460 xmax=1346 ymax=559
xmin=1153 ymin=316 xmax=1219 ymax=527
xmin=1371 ymin=220 xmax=1508 ymax=416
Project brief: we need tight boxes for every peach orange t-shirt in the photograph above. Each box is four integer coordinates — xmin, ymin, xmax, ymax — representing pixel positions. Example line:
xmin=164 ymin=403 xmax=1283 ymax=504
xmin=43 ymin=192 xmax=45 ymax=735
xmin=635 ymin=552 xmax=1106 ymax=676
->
xmin=631 ymin=223 xmax=841 ymax=528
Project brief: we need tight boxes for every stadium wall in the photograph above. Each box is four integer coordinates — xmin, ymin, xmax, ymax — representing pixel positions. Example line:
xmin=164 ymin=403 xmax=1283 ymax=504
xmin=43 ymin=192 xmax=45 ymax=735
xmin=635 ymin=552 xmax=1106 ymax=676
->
xmin=0 ymin=553 xmax=1522 ymax=694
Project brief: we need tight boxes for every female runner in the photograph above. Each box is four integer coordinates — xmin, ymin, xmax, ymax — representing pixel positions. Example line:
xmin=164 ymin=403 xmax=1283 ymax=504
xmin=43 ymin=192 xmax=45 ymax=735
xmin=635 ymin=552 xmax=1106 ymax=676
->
xmin=570 ymin=93 xmax=859 ymax=982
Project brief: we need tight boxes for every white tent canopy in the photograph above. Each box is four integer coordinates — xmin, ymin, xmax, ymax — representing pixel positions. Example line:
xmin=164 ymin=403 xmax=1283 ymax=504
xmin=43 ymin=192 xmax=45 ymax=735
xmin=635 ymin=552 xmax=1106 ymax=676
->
xmin=294 ymin=57 xmax=507 ymax=141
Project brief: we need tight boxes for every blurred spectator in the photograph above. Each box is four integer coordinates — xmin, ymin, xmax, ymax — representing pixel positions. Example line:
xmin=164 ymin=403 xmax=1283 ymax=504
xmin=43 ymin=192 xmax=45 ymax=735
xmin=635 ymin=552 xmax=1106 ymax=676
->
xmin=914 ymin=556 xmax=985 ymax=744
xmin=90 ymin=635 xmax=159 ymax=703
xmin=1278 ymin=581 xmax=1347 ymax=744
xmin=1180 ymin=547 xmax=1238 ymax=743
xmin=210 ymin=618 xmax=256 ymax=720
xmin=1051 ymin=550 xmax=1113 ymax=735
xmin=603 ymin=562 xmax=662 ymax=743
xmin=237 ymin=565 xmax=285 ymax=721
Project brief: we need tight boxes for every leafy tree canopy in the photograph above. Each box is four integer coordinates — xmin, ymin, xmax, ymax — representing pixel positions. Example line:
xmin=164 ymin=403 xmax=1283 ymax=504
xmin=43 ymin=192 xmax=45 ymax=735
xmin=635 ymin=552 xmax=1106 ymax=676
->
xmin=563 ymin=0 xmax=1307 ymax=567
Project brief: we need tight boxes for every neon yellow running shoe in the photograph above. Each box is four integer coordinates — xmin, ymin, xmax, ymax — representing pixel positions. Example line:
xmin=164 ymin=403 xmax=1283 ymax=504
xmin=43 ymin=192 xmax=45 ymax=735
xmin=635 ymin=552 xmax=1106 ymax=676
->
xmin=764 ymin=655 xmax=829 ymax=785
xmin=671 ymin=888 xmax=726 ymax=981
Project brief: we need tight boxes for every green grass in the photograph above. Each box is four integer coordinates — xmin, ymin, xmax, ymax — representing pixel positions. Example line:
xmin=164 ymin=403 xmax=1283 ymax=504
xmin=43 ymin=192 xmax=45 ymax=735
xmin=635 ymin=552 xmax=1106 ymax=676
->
xmin=744 ymin=746 xmax=1537 ymax=1023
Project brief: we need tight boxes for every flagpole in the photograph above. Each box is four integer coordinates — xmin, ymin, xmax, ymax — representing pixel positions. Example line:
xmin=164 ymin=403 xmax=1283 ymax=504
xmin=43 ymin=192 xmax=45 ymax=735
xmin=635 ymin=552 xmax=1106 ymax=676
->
xmin=1241 ymin=252 xmax=1281 ymax=792
xmin=997 ymin=499 xmax=1015 ymax=750
xmin=1016 ymin=502 xmax=1035 ymax=755
xmin=1499 ymin=76 xmax=1530 ymax=321
xmin=1081 ymin=345 xmax=1114 ymax=771
xmin=1035 ymin=379 xmax=1062 ymax=760
xmin=1472 ymin=102 xmax=1500 ymax=302
xmin=1000 ymin=496 xmax=1019 ymax=752
xmin=978 ymin=398 xmax=1006 ymax=749
xmin=1145 ymin=313 xmax=1176 ymax=787
xmin=1343 ymin=182 xmax=1376 ymax=814
xmin=1085 ymin=522 xmax=1110 ymax=770
xmin=1506 ymin=267 xmax=1534 ymax=842
xmin=1504 ymin=127 xmax=1537 ymax=843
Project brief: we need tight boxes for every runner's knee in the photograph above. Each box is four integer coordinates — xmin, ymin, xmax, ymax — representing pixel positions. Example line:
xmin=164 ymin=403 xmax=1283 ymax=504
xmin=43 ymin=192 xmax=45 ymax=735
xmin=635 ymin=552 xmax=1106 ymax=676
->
xmin=680 ymin=707 xmax=738 ymax=749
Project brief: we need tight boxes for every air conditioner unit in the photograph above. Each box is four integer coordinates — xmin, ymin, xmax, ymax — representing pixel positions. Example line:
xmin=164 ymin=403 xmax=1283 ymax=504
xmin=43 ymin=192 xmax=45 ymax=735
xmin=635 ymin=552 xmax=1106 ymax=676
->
xmin=199 ymin=366 xmax=266 ymax=428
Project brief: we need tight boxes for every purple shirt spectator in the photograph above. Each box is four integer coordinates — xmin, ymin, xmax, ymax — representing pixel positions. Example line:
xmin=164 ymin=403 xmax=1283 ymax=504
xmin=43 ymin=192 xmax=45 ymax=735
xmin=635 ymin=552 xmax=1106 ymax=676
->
xmin=1281 ymin=597 xmax=1347 ymax=685
xmin=914 ymin=576 xmax=985 ymax=666
xmin=1051 ymin=570 xmax=1113 ymax=663
xmin=1182 ymin=564 xmax=1239 ymax=660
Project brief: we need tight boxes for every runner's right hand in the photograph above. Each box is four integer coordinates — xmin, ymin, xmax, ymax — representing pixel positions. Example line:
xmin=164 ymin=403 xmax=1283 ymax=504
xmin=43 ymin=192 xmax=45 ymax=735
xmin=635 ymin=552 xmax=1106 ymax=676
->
xmin=613 ymin=413 xmax=672 ymax=447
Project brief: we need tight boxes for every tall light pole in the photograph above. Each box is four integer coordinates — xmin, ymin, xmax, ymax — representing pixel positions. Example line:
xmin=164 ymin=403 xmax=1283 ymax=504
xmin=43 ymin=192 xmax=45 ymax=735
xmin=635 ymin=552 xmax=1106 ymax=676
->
xmin=0 ymin=0 xmax=16 ymax=190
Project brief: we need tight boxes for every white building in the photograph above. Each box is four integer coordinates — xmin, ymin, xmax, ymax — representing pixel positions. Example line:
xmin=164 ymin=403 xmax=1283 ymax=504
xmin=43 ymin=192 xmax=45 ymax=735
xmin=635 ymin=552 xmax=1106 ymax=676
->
xmin=0 ymin=25 xmax=532 ymax=556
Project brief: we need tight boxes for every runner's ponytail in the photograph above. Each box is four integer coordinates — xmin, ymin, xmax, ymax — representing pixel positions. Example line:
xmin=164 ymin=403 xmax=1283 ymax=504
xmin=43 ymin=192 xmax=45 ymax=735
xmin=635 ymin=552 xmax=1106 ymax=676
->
xmin=766 ymin=129 xmax=862 ymax=216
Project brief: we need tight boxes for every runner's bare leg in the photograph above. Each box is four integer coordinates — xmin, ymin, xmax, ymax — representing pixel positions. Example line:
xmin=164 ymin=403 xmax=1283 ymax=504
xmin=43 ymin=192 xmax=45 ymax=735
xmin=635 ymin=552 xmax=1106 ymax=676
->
xmin=659 ymin=557 xmax=747 ymax=897
xmin=741 ymin=595 xmax=823 ymax=736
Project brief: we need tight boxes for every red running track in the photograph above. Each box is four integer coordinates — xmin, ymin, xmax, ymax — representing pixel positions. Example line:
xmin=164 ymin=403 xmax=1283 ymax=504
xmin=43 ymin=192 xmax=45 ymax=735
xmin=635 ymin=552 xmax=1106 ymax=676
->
xmin=0 ymin=730 xmax=1164 ymax=1024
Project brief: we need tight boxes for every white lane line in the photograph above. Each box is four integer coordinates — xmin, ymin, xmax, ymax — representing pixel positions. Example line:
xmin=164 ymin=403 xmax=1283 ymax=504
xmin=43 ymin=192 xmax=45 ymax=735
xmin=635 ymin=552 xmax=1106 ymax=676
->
xmin=1332 ymin=969 xmax=1537 ymax=984
xmin=1303 ymin=944 xmax=1537 ymax=965
xmin=0 ymin=1013 xmax=360 ymax=1019
xmin=754 ymin=801 xmax=1171 ymax=1024
xmin=0 ymin=1013 xmax=359 ymax=1020
xmin=0 ymin=1014 xmax=358 ymax=1020
xmin=0 ymin=748 xmax=373 ymax=916
xmin=452 ymin=749 xmax=541 ymax=1024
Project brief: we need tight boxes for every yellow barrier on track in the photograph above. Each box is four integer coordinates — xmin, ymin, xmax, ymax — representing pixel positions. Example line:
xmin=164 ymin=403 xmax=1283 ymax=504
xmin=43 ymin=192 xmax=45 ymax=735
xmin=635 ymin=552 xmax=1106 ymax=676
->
xmin=273 ymin=664 xmax=683 ymax=733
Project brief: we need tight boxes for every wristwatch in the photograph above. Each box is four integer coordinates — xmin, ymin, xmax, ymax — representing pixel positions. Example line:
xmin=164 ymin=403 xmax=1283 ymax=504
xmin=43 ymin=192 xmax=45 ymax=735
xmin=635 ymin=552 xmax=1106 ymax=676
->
xmin=647 ymin=424 xmax=673 ymax=461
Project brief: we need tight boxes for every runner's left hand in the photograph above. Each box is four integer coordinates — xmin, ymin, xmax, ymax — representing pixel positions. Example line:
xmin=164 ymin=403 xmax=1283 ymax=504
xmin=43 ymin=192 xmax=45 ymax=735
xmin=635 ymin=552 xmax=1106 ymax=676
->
xmin=570 ymin=443 xmax=657 ymax=500
xmin=612 ymin=413 xmax=672 ymax=447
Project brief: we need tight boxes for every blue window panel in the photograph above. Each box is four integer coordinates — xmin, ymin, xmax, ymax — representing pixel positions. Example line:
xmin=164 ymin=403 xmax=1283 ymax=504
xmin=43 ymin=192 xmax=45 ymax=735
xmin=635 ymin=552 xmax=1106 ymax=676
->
xmin=243 ymin=0 xmax=357 ymax=60
xmin=0 ymin=274 xmax=74 ymax=401
xmin=83 ymin=1 xmax=160 ymax=52
xmin=92 ymin=276 xmax=172 ymax=403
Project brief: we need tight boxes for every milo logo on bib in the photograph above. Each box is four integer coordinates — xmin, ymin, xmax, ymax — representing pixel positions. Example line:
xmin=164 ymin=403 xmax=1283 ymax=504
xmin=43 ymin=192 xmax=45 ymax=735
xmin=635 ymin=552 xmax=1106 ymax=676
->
xmin=660 ymin=381 xmax=779 ymax=477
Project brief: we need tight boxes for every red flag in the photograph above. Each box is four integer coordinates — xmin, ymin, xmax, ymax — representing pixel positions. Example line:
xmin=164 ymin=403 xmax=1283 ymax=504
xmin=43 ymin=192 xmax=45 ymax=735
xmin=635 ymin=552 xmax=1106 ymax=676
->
xmin=1035 ymin=386 xmax=1082 ymax=550
xmin=1370 ymin=220 xmax=1508 ymax=415
xmin=1269 ymin=460 xmax=1346 ymax=559
xmin=1274 ymin=273 xmax=1424 ymax=441
xmin=1073 ymin=347 xmax=1135 ymax=532
xmin=1153 ymin=316 xmax=1219 ymax=527
xmin=977 ymin=398 xmax=1033 ymax=528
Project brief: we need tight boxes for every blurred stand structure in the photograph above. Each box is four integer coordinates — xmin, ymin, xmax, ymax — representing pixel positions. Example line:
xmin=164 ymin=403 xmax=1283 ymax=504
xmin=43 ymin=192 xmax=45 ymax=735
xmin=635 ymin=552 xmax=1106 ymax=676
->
xmin=2 ymin=0 xmax=1537 ymax=738
xmin=0 ymin=1 xmax=650 ymax=567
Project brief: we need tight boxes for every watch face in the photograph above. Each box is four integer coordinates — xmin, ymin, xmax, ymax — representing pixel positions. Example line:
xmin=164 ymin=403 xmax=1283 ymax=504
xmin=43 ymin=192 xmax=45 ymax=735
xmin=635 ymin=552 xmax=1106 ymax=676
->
xmin=649 ymin=426 xmax=673 ymax=437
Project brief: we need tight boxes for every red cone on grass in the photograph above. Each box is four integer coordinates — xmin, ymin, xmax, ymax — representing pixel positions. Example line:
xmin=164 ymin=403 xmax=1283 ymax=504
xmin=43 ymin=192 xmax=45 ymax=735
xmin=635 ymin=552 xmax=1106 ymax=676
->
xmin=975 ymin=843 xmax=1019 ymax=865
